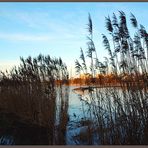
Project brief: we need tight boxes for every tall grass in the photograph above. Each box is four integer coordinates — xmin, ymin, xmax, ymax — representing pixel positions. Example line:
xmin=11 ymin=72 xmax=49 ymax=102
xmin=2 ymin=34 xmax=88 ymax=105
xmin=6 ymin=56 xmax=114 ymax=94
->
xmin=0 ymin=54 xmax=69 ymax=144
xmin=75 ymin=11 xmax=148 ymax=144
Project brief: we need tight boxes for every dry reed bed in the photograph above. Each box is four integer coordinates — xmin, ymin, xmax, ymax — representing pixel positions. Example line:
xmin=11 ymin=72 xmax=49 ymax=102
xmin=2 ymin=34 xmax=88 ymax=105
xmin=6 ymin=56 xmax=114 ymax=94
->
xmin=75 ymin=11 xmax=148 ymax=144
xmin=0 ymin=54 xmax=69 ymax=144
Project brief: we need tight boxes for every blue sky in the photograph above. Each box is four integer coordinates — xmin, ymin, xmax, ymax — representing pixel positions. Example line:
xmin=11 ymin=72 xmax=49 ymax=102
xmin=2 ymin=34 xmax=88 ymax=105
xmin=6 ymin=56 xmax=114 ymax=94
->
xmin=0 ymin=2 xmax=148 ymax=76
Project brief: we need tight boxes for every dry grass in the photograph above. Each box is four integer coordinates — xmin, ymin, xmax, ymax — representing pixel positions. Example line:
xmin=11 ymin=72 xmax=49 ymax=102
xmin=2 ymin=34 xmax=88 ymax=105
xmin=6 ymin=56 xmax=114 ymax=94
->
xmin=0 ymin=54 xmax=69 ymax=144
xmin=75 ymin=11 xmax=148 ymax=145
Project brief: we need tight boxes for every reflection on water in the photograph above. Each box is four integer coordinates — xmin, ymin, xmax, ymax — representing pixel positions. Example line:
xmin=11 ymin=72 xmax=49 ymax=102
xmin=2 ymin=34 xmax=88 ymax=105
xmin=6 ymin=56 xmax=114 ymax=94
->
xmin=0 ymin=85 xmax=91 ymax=145
xmin=0 ymin=86 xmax=125 ymax=145
xmin=67 ymin=86 xmax=125 ymax=145
xmin=0 ymin=114 xmax=50 ymax=145
xmin=66 ymin=86 xmax=92 ymax=145
xmin=0 ymin=86 xmax=80 ymax=145
xmin=0 ymin=136 xmax=14 ymax=145
xmin=73 ymin=87 xmax=94 ymax=96
xmin=68 ymin=86 xmax=88 ymax=119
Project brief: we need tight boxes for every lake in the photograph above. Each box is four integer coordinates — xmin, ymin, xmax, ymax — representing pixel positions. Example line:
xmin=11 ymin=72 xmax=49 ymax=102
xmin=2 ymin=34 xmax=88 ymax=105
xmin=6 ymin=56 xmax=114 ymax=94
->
xmin=0 ymin=85 xmax=147 ymax=145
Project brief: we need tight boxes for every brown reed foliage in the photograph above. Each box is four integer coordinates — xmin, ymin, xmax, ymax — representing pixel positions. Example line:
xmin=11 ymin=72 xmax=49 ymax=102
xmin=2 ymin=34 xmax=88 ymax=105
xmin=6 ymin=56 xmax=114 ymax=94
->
xmin=0 ymin=54 xmax=69 ymax=144
xmin=75 ymin=11 xmax=148 ymax=145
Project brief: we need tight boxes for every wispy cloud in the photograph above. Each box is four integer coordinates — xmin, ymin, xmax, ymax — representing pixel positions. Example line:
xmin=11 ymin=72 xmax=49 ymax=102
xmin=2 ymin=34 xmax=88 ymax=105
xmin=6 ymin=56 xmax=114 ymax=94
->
xmin=15 ymin=12 xmax=51 ymax=29
xmin=0 ymin=9 xmax=86 ymax=43
xmin=0 ymin=32 xmax=51 ymax=42
xmin=0 ymin=9 xmax=50 ymax=30
xmin=1 ymin=2 xmax=147 ymax=73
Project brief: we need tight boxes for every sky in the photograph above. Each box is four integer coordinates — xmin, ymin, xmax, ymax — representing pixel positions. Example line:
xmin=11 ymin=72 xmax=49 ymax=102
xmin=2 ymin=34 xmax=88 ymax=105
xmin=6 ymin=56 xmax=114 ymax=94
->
xmin=0 ymin=2 xmax=148 ymax=76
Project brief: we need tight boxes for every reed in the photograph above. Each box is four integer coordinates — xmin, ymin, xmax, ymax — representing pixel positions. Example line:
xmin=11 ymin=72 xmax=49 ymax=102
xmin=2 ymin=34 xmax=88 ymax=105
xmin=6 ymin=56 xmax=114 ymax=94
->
xmin=75 ymin=11 xmax=148 ymax=144
xmin=0 ymin=54 xmax=69 ymax=145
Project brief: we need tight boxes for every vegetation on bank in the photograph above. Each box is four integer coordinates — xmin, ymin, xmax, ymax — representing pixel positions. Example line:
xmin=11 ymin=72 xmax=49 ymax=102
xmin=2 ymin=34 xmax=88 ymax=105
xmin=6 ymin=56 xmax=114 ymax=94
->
xmin=74 ymin=11 xmax=148 ymax=144
xmin=0 ymin=54 xmax=69 ymax=144
xmin=68 ymin=73 xmax=146 ymax=86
